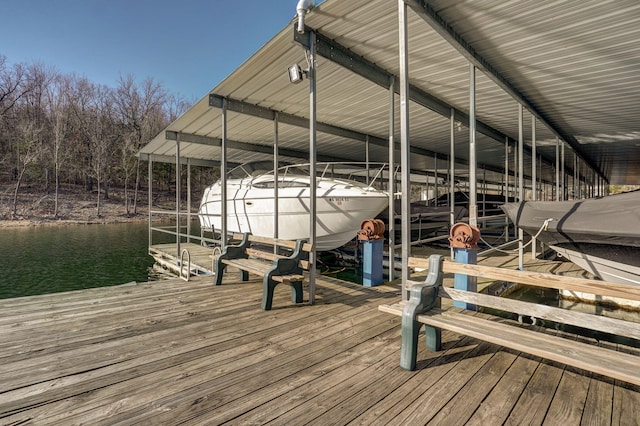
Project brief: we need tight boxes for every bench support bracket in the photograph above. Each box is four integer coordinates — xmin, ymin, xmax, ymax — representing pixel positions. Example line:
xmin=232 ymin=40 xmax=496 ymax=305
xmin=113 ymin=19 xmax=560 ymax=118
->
xmin=401 ymin=254 xmax=444 ymax=370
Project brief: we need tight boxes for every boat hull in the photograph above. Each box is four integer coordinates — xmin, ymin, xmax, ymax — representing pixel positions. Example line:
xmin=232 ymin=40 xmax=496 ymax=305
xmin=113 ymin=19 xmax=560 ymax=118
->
xmin=199 ymin=182 xmax=389 ymax=251
xmin=550 ymin=244 xmax=640 ymax=286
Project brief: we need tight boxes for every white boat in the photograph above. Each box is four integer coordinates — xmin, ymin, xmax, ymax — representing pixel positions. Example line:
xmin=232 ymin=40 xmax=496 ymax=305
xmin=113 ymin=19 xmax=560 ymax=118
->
xmin=198 ymin=162 xmax=390 ymax=251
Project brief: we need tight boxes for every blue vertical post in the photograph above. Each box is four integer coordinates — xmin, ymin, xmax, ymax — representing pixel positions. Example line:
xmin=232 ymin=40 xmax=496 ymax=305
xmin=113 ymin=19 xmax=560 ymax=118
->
xmin=453 ymin=248 xmax=477 ymax=310
xmin=362 ymin=239 xmax=384 ymax=287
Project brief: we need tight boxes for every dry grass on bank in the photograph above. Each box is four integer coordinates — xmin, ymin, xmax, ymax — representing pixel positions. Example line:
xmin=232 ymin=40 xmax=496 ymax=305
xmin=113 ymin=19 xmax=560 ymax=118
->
xmin=0 ymin=183 xmax=156 ymax=228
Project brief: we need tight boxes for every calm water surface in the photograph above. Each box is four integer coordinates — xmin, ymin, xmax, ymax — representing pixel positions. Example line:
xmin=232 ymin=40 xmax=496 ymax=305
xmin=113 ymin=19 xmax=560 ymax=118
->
xmin=0 ymin=223 xmax=163 ymax=299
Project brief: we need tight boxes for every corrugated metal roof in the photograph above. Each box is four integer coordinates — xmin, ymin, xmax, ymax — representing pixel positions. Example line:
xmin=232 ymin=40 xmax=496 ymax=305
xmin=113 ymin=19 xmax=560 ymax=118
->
xmin=141 ymin=0 xmax=640 ymax=186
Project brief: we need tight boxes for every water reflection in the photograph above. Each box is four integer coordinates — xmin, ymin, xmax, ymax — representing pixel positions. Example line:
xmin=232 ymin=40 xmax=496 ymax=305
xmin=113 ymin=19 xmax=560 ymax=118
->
xmin=0 ymin=223 xmax=162 ymax=299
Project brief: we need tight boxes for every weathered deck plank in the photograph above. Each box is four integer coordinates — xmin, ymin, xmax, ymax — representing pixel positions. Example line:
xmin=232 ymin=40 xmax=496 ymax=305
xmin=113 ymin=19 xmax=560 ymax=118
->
xmin=0 ymin=259 xmax=638 ymax=425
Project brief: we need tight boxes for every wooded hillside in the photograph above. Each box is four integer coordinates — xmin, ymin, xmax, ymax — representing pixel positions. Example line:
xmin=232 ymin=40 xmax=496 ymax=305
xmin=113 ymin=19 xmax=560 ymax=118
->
xmin=0 ymin=54 xmax=217 ymax=221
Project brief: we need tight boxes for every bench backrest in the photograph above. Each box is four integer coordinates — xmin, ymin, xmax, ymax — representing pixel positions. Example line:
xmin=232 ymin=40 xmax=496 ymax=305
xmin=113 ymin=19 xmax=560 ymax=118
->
xmin=408 ymin=257 xmax=640 ymax=302
xmin=229 ymin=233 xmax=313 ymax=270
xmin=407 ymin=255 xmax=640 ymax=341
xmin=231 ymin=233 xmax=313 ymax=253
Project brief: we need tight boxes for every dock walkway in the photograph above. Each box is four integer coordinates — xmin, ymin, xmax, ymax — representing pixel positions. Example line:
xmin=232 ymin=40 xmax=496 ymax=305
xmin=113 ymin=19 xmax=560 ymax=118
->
xmin=1 ymin=256 xmax=639 ymax=424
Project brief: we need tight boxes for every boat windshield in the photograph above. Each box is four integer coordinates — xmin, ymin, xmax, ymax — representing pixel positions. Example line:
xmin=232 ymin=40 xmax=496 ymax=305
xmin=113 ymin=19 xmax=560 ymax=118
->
xmin=227 ymin=161 xmax=389 ymax=190
xmin=227 ymin=161 xmax=291 ymax=179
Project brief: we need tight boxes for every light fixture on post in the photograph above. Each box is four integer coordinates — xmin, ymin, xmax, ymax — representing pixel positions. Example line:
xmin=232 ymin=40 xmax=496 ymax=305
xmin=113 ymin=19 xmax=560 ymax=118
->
xmin=288 ymin=64 xmax=304 ymax=84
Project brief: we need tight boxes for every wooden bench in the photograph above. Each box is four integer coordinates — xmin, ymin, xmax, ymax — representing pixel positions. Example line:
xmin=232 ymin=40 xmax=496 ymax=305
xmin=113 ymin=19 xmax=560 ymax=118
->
xmin=379 ymin=255 xmax=640 ymax=386
xmin=213 ymin=233 xmax=312 ymax=310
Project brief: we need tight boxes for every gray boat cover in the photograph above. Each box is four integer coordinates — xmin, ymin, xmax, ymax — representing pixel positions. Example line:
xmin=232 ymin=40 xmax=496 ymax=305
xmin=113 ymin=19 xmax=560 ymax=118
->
xmin=501 ymin=190 xmax=640 ymax=248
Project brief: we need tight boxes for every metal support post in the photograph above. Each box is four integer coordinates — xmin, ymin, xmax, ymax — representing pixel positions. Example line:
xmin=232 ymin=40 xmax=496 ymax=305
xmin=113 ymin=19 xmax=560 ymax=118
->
xmin=398 ymin=0 xmax=411 ymax=297
xmin=468 ymin=64 xmax=478 ymax=227
xmin=387 ymin=77 xmax=396 ymax=280
xmin=176 ymin=133 xmax=181 ymax=263
xmin=518 ymin=105 xmax=524 ymax=270
xmin=531 ymin=115 xmax=536 ymax=259
xmin=221 ymin=99 xmax=228 ymax=244
xmin=308 ymin=31 xmax=317 ymax=305
xmin=449 ymin=108 xmax=455 ymax=260
xmin=274 ymin=113 xmax=279 ymax=241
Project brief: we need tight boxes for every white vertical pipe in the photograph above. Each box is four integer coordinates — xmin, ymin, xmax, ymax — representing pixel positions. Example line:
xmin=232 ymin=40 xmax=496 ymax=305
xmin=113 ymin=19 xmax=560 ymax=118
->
xmin=274 ymin=112 xmax=279 ymax=241
xmin=468 ymin=64 xmax=477 ymax=227
xmin=504 ymin=137 xmax=509 ymax=242
xmin=148 ymin=158 xmax=153 ymax=248
xmin=398 ymin=0 xmax=411 ymax=296
xmin=518 ymin=105 xmax=524 ymax=270
xmin=450 ymin=108 xmax=455 ymax=260
xmin=434 ymin=154 xmax=438 ymax=202
xmin=561 ymin=141 xmax=565 ymax=201
xmin=176 ymin=133 xmax=181 ymax=261
xmin=531 ymin=116 xmax=536 ymax=201
xmin=555 ymin=137 xmax=560 ymax=201
xmin=531 ymin=115 xmax=536 ymax=259
xmin=187 ymin=158 xmax=191 ymax=243
xmin=308 ymin=30 xmax=317 ymax=304
xmin=388 ymin=76 xmax=396 ymax=280
xmin=366 ymin=135 xmax=370 ymax=185
xmin=221 ymin=99 xmax=228 ymax=244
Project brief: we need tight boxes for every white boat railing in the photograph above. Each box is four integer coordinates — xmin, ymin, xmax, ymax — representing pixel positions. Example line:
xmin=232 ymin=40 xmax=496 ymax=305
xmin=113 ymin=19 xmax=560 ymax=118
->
xmin=260 ymin=162 xmax=391 ymax=191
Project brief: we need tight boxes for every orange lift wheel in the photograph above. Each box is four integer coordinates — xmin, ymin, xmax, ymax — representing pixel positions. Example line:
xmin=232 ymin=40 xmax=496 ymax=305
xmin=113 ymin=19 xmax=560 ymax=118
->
xmin=448 ymin=222 xmax=481 ymax=249
xmin=357 ymin=218 xmax=385 ymax=241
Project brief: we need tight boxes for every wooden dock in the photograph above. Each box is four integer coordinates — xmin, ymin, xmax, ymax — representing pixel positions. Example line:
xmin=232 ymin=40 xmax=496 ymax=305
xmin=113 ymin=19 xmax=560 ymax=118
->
xmin=1 ymin=257 xmax=639 ymax=424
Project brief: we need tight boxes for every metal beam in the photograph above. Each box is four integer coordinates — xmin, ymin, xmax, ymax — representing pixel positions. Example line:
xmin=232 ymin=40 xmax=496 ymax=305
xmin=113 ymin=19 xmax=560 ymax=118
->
xmin=297 ymin=28 xmax=509 ymax=146
xmin=210 ymin=94 xmax=511 ymax=179
xmin=403 ymin=0 xmax=606 ymax=183
xmin=138 ymin=152 xmax=220 ymax=168
xmin=294 ymin=26 xmax=566 ymax=179
xmin=165 ymin=130 xmax=343 ymax=163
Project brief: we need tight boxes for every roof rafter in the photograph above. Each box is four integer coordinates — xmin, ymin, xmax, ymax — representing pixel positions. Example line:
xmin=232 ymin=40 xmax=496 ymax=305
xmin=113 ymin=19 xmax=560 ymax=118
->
xmin=403 ymin=0 xmax=604 ymax=182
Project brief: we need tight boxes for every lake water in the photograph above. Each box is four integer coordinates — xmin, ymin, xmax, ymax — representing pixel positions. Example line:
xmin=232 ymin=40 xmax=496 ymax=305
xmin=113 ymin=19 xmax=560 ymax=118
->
xmin=0 ymin=223 xmax=162 ymax=299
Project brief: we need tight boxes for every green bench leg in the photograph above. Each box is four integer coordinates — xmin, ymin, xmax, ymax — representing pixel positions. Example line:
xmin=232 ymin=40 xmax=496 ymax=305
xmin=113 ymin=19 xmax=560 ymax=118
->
xmin=261 ymin=278 xmax=304 ymax=310
xmin=425 ymin=325 xmax=441 ymax=352
xmin=400 ymin=255 xmax=444 ymax=370
xmin=213 ymin=260 xmax=225 ymax=285
xmin=262 ymin=277 xmax=278 ymax=310
xmin=290 ymin=280 xmax=304 ymax=304
xmin=401 ymin=313 xmax=422 ymax=371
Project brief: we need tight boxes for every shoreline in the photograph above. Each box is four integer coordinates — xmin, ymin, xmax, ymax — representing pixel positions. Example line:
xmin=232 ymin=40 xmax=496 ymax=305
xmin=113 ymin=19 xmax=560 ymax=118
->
xmin=0 ymin=216 xmax=149 ymax=228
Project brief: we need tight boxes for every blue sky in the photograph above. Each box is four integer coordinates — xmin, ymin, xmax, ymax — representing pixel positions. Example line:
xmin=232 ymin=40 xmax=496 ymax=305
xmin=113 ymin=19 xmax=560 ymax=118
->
xmin=1 ymin=0 xmax=308 ymax=101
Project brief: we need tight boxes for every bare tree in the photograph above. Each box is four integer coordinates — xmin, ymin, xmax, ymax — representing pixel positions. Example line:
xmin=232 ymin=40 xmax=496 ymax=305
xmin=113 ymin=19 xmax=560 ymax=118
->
xmin=11 ymin=120 xmax=44 ymax=218
xmin=0 ymin=56 xmax=29 ymax=118
xmin=45 ymin=73 xmax=71 ymax=217
xmin=114 ymin=75 xmax=167 ymax=214
xmin=0 ymin=54 xmax=189 ymax=221
xmin=1 ymin=57 xmax=32 ymax=183
xmin=8 ymin=62 xmax=54 ymax=218
xmin=71 ymin=78 xmax=117 ymax=217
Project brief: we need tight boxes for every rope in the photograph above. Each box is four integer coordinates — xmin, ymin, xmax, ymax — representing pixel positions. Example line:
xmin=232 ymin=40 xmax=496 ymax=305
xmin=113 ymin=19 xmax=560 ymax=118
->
xmin=479 ymin=218 xmax=554 ymax=254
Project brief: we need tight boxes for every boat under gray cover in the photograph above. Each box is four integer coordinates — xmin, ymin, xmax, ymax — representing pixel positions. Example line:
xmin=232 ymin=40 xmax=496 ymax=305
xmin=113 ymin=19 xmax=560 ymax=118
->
xmin=501 ymin=191 xmax=640 ymax=285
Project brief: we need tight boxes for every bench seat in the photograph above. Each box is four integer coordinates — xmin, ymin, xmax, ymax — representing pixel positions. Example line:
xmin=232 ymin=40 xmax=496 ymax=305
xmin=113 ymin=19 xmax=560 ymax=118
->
xmin=380 ymin=301 xmax=640 ymax=386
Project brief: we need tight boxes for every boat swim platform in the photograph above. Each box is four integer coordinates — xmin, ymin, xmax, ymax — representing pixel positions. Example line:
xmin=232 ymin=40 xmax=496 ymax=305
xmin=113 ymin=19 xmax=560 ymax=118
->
xmin=1 ymin=264 xmax=639 ymax=424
